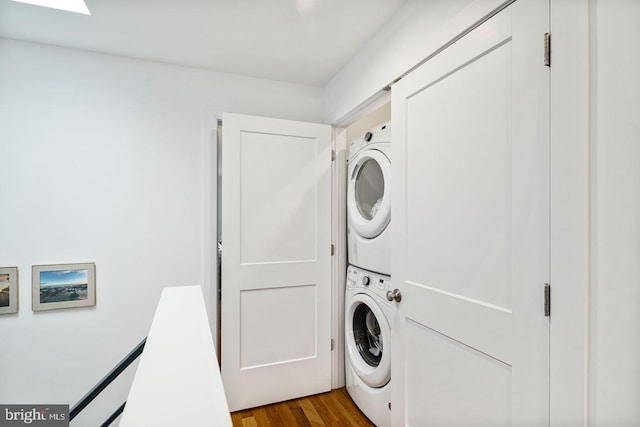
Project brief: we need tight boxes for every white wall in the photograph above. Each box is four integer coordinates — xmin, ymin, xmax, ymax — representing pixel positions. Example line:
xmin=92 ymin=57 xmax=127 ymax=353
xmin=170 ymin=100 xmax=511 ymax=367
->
xmin=551 ymin=1 xmax=640 ymax=424
xmin=589 ymin=1 xmax=640 ymax=425
xmin=549 ymin=1 xmax=590 ymax=424
xmin=324 ymin=0 xmax=530 ymax=124
xmin=0 ymin=38 xmax=322 ymax=426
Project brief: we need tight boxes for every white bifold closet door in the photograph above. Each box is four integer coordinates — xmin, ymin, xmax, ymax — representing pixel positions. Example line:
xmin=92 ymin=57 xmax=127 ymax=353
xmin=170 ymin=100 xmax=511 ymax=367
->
xmin=220 ymin=113 xmax=332 ymax=411
xmin=391 ymin=0 xmax=550 ymax=426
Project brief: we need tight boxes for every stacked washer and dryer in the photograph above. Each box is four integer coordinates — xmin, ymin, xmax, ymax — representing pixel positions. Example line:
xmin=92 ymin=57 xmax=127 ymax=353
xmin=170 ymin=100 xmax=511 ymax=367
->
xmin=345 ymin=122 xmax=392 ymax=427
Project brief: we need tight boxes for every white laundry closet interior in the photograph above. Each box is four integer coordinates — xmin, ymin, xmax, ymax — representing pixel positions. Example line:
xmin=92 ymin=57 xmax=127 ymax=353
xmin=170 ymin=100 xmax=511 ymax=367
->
xmin=341 ymin=103 xmax=393 ymax=426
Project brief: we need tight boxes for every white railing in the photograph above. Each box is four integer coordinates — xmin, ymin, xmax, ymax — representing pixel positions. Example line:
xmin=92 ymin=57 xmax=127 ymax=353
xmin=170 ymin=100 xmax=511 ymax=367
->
xmin=119 ymin=286 xmax=231 ymax=427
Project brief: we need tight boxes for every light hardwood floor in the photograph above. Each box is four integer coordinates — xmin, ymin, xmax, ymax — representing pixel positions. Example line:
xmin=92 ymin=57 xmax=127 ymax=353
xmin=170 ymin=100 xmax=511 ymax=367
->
xmin=231 ymin=387 xmax=376 ymax=426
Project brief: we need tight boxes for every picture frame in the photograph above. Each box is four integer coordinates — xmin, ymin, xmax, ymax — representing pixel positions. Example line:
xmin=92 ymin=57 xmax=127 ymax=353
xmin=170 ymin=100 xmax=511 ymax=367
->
xmin=32 ymin=263 xmax=96 ymax=311
xmin=0 ymin=267 xmax=19 ymax=315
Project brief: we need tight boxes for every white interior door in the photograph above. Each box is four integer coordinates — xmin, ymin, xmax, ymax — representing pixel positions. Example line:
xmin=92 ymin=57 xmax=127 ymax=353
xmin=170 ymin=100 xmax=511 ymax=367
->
xmin=221 ymin=112 xmax=332 ymax=411
xmin=391 ymin=1 xmax=549 ymax=426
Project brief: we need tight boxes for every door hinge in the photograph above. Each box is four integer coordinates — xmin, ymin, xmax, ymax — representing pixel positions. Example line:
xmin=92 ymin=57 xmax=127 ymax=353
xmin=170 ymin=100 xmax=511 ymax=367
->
xmin=544 ymin=283 xmax=551 ymax=317
xmin=331 ymin=149 xmax=336 ymax=161
xmin=544 ymin=33 xmax=551 ymax=67
xmin=331 ymin=244 xmax=335 ymax=256
xmin=331 ymin=339 xmax=334 ymax=351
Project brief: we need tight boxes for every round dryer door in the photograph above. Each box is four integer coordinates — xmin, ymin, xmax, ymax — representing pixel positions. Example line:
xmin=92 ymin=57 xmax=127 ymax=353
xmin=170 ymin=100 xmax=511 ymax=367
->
xmin=348 ymin=149 xmax=391 ymax=239
xmin=346 ymin=293 xmax=391 ymax=388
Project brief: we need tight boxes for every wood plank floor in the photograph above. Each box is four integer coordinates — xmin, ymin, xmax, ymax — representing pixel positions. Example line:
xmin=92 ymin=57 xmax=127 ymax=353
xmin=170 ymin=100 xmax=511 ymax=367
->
xmin=231 ymin=388 xmax=376 ymax=426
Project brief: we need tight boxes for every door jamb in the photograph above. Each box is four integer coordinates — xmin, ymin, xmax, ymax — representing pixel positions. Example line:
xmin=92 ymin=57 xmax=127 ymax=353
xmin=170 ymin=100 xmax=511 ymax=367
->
xmin=331 ymin=127 xmax=348 ymax=388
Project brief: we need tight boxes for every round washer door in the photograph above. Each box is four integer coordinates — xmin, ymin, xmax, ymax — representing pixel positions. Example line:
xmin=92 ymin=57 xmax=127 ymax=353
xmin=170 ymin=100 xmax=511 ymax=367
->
xmin=345 ymin=293 xmax=391 ymax=388
xmin=348 ymin=148 xmax=391 ymax=239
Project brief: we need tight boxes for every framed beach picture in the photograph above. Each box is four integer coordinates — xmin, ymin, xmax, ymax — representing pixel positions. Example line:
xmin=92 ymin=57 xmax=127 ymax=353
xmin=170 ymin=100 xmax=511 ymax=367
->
xmin=0 ymin=267 xmax=19 ymax=315
xmin=32 ymin=263 xmax=96 ymax=311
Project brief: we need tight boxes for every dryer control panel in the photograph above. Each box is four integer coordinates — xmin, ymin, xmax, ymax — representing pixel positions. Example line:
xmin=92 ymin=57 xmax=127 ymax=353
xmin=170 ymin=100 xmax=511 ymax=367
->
xmin=349 ymin=121 xmax=391 ymax=158
xmin=347 ymin=265 xmax=391 ymax=300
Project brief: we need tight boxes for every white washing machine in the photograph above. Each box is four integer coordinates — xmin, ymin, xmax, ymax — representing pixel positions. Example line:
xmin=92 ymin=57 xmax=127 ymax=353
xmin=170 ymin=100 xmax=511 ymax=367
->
xmin=347 ymin=122 xmax=391 ymax=275
xmin=345 ymin=265 xmax=391 ymax=427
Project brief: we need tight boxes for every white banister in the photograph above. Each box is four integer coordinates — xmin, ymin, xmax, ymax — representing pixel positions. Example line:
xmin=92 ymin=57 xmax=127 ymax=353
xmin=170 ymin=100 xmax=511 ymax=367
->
xmin=119 ymin=286 xmax=232 ymax=427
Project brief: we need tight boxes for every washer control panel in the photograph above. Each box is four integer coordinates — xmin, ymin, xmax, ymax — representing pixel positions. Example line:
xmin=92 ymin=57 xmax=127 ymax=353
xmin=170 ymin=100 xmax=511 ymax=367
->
xmin=347 ymin=266 xmax=391 ymax=300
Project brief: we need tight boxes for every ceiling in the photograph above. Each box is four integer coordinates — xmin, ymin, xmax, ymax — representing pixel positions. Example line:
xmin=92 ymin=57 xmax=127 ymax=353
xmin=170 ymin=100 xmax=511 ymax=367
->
xmin=0 ymin=0 xmax=407 ymax=86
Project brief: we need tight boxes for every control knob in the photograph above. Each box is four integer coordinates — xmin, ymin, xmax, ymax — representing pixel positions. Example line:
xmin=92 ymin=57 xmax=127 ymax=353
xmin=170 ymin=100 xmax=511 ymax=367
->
xmin=362 ymin=276 xmax=370 ymax=286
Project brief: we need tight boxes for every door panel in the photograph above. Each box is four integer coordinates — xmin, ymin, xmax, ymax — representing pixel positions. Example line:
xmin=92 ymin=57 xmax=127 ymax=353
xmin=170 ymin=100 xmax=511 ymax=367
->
xmin=391 ymin=1 xmax=549 ymax=425
xmin=221 ymin=113 xmax=332 ymax=411
xmin=406 ymin=39 xmax=512 ymax=310
xmin=239 ymin=284 xmax=317 ymax=368
xmin=406 ymin=320 xmax=512 ymax=427
xmin=239 ymin=132 xmax=317 ymax=264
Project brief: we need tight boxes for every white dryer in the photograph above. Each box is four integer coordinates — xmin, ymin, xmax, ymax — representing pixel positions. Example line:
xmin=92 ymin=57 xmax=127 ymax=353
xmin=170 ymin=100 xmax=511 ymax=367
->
xmin=347 ymin=122 xmax=391 ymax=275
xmin=345 ymin=265 xmax=391 ymax=427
